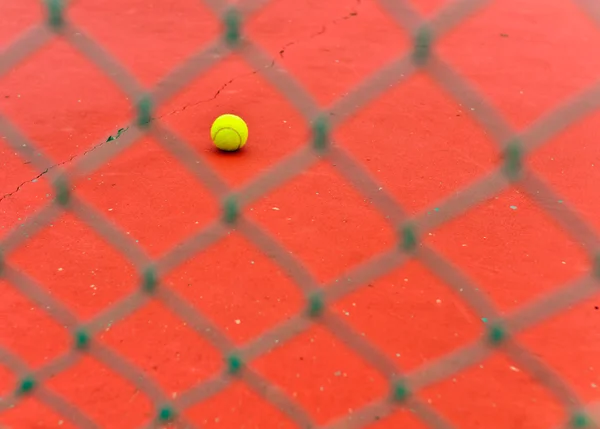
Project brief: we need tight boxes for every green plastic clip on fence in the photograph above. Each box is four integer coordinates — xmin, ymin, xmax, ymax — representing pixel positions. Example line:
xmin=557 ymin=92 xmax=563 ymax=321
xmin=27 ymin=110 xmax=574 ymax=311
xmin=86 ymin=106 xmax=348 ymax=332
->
xmin=307 ymin=293 xmax=324 ymax=317
xmin=45 ymin=0 xmax=64 ymax=30
xmin=391 ymin=380 xmax=410 ymax=403
xmin=142 ymin=267 xmax=158 ymax=293
xmin=54 ymin=177 xmax=71 ymax=207
xmin=16 ymin=377 xmax=36 ymax=396
xmin=137 ymin=97 xmax=153 ymax=128
xmin=312 ymin=116 xmax=330 ymax=153
xmin=487 ymin=323 xmax=507 ymax=345
xmin=227 ymin=354 xmax=243 ymax=375
xmin=224 ymin=8 xmax=241 ymax=46
xmin=400 ymin=224 xmax=417 ymax=253
xmin=75 ymin=329 xmax=90 ymax=351
xmin=412 ymin=26 xmax=432 ymax=66
xmin=157 ymin=406 xmax=176 ymax=424
xmin=223 ymin=196 xmax=239 ymax=224
xmin=503 ymin=141 xmax=523 ymax=181
xmin=571 ymin=412 xmax=591 ymax=428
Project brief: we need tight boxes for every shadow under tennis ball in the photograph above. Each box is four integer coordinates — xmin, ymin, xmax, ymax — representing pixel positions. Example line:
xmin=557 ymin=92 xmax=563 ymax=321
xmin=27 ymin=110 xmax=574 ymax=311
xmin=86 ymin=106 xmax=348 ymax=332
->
xmin=210 ymin=146 xmax=248 ymax=156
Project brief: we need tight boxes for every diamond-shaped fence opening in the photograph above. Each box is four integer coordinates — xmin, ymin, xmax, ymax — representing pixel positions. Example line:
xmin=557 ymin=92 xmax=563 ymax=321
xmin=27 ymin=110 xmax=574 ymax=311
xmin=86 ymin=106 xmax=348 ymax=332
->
xmin=0 ymin=0 xmax=599 ymax=428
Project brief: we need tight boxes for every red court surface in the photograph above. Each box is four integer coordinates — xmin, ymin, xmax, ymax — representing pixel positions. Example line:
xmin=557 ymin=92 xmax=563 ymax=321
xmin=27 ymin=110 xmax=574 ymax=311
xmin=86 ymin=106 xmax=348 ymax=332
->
xmin=1 ymin=0 xmax=600 ymax=428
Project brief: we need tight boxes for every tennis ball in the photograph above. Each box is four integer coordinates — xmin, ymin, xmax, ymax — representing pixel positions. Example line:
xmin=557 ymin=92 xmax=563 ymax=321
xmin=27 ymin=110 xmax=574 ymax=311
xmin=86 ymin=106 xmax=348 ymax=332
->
xmin=210 ymin=114 xmax=248 ymax=151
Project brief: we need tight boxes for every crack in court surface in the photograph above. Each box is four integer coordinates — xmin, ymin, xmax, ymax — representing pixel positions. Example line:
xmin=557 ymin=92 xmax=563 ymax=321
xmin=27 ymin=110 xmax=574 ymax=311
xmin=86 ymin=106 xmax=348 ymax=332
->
xmin=0 ymin=3 xmax=362 ymax=204
xmin=0 ymin=138 xmax=113 ymax=204
xmin=279 ymin=9 xmax=359 ymax=58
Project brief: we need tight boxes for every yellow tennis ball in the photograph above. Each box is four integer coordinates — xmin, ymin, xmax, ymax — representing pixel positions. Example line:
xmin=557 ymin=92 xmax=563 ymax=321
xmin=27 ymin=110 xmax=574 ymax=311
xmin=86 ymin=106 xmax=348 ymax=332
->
xmin=210 ymin=114 xmax=248 ymax=151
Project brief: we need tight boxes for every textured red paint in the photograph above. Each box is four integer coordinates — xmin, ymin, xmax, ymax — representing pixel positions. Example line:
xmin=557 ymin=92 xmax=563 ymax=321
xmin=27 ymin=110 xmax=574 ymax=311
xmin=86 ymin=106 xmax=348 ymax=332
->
xmin=1 ymin=0 xmax=599 ymax=428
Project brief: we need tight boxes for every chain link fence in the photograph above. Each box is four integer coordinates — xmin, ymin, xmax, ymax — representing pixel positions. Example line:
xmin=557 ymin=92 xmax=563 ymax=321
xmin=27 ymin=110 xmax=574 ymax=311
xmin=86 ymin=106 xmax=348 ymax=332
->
xmin=1 ymin=0 xmax=599 ymax=427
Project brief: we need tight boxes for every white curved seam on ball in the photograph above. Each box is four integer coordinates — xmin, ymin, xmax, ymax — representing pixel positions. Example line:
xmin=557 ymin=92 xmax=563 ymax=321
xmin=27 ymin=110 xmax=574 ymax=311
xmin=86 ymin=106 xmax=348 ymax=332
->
xmin=214 ymin=126 xmax=244 ymax=150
